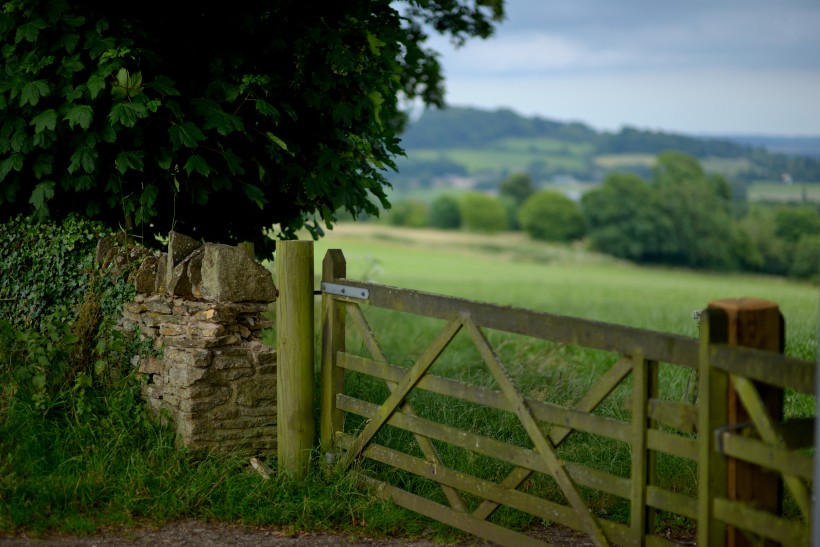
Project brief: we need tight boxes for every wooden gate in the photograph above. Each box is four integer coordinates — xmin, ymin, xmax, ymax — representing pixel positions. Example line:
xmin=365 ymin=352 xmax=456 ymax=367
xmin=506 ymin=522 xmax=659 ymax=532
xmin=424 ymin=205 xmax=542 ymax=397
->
xmin=318 ymin=249 xmax=815 ymax=546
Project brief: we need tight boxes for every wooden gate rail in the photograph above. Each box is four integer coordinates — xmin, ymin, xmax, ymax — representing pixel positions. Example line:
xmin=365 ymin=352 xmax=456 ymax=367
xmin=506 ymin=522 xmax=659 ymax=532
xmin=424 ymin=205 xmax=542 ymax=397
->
xmin=319 ymin=249 xmax=816 ymax=547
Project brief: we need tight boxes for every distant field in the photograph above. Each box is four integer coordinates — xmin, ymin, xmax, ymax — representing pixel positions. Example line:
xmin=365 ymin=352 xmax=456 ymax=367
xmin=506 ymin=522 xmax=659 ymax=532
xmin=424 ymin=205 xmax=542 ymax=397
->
xmin=594 ymin=153 xmax=655 ymax=168
xmin=747 ymin=181 xmax=820 ymax=202
xmin=311 ymin=223 xmax=818 ymax=359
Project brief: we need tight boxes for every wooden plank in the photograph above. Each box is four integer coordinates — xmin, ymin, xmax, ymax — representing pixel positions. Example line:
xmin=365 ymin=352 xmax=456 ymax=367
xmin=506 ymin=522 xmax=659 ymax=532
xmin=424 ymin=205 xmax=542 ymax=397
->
xmin=463 ymin=319 xmax=609 ymax=546
xmin=645 ymin=486 xmax=698 ymax=520
xmin=718 ymin=432 xmax=814 ymax=481
xmin=339 ymin=352 xmax=632 ymax=444
xmin=713 ymin=497 xmax=809 ymax=547
xmin=356 ymin=472 xmax=550 ymax=547
xmin=646 ymin=430 xmax=698 ymax=461
xmin=709 ymin=344 xmax=815 ymax=394
xmin=335 ymin=279 xmax=700 ymax=368
xmin=338 ymin=433 xmax=636 ymax=546
xmin=320 ymin=249 xmax=346 ymax=451
xmin=340 ymin=316 xmax=463 ymax=470
xmin=647 ymin=399 xmax=698 ymax=434
xmin=731 ymin=375 xmax=812 ymax=520
xmin=346 ymin=304 xmax=468 ymax=514
xmin=275 ymin=240 xmax=315 ymax=480
xmin=337 ymin=394 xmax=632 ymax=500
xmin=698 ymin=310 xmax=729 ymax=547
xmin=630 ymin=350 xmax=650 ymax=542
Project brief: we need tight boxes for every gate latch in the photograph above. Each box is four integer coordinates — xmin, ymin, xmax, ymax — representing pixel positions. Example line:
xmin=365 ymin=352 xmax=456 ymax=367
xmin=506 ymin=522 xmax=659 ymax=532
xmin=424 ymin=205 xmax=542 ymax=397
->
xmin=321 ymin=282 xmax=369 ymax=300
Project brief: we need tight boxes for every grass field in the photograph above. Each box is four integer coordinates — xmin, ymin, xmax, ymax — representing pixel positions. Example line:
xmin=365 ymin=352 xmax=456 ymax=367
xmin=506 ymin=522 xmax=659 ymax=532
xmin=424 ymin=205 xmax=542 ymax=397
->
xmin=312 ymin=223 xmax=817 ymax=357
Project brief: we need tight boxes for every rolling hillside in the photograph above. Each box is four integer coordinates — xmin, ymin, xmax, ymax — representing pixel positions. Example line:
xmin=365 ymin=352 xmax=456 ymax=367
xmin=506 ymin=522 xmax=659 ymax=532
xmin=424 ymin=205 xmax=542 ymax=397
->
xmin=392 ymin=107 xmax=820 ymax=193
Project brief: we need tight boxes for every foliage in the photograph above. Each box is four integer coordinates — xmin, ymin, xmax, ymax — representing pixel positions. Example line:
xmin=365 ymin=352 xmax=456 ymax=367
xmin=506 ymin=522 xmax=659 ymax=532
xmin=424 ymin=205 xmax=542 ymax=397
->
xmin=518 ymin=191 xmax=585 ymax=242
xmin=498 ymin=172 xmax=535 ymax=206
xmin=387 ymin=199 xmax=428 ymax=228
xmin=582 ymin=173 xmax=673 ymax=261
xmin=790 ymin=234 xmax=820 ymax=280
xmin=458 ymin=192 xmax=507 ymax=233
xmin=0 ymin=213 xmax=106 ymax=330
xmin=583 ymin=154 xmax=742 ymax=269
xmin=0 ymin=1 xmax=504 ymax=256
xmin=773 ymin=205 xmax=820 ymax=243
xmin=428 ymin=194 xmax=461 ymax=229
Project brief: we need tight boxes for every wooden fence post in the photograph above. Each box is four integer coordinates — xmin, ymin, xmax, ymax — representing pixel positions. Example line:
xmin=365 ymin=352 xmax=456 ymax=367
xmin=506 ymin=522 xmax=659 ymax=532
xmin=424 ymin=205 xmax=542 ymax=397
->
xmin=707 ymin=298 xmax=784 ymax=547
xmin=276 ymin=240 xmax=315 ymax=479
xmin=320 ymin=249 xmax=346 ymax=452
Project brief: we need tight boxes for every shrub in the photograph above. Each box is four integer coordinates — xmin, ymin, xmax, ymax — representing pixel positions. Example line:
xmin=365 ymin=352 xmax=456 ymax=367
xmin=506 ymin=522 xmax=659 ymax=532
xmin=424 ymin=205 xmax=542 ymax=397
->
xmin=458 ymin=193 xmax=508 ymax=233
xmin=387 ymin=199 xmax=429 ymax=228
xmin=519 ymin=191 xmax=585 ymax=242
xmin=429 ymin=195 xmax=461 ymax=230
xmin=790 ymin=234 xmax=820 ymax=279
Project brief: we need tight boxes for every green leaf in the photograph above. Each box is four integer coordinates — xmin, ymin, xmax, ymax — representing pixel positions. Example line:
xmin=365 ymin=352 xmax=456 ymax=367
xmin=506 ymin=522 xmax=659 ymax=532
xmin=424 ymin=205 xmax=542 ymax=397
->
xmin=29 ymin=181 xmax=55 ymax=209
xmin=168 ymin=122 xmax=206 ymax=150
xmin=366 ymin=32 xmax=386 ymax=55
xmin=0 ymin=153 xmax=24 ymax=182
xmin=19 ymin=80 xmax=50 ymax=106
xmin=111 ymin=68 xmax=143 ymax=99
xmin=184 ymin=154 xmax=212 ymax=177
xmin=265 ymin=132 xmax=288 ymax=151
xmin=33 ymin=154 xmax=54 ymax=179
xmin=115 ymin=150 xmax=145 ymax=174
xmin=149 ymin=76 xmax=180 ymax=97
xmin=243 ymin=184 xmax=267 ymax=209
xmin=222 ymin=148 xmax=245 ymax=176
xmin=63 ymin=105 xmax=93 ymax=130
xmin=203 ymin=111 xmax=244 ymax=136
xmin=15 ymin=20 xmax=46 ymax=43
xmin=156 ymin=149 xmax=172 ymax=170
xmin=86 ymin=73 xmax=106 ymax=99
xmin=255 ymin=100 xmax=280 ymax=120
xmin=68 ymin=146 xmax=96 ymax=174
xmin=108 ymin=102 xmax=147 ymax=127
xmin=30 ymin=109 xmax=58 ymax=134
xmin=60 ymin=55 xmax=84 ymax=75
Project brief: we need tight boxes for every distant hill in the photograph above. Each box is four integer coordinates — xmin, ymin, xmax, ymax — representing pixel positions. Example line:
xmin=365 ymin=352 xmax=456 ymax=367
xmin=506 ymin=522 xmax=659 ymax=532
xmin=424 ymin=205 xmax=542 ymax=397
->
xmin=396 ymin=107 xmax=820 ymax=185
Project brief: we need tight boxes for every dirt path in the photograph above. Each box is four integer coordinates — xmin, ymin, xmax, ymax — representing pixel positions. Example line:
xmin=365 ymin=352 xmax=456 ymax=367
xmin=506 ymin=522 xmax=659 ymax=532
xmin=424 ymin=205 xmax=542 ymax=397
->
xmin=0 ymin=519 xmax=603 ymax=546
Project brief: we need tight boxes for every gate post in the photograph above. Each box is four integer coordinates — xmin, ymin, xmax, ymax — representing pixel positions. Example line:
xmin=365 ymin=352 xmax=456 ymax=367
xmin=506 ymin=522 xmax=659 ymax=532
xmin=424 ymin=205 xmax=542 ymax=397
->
xmin=706 ymin=298 xmax=784 ymax=547
xmin=276 ymin=240 xmax=315 ymax=479
xmin=320 ymin=249 xmax=346 ymax=452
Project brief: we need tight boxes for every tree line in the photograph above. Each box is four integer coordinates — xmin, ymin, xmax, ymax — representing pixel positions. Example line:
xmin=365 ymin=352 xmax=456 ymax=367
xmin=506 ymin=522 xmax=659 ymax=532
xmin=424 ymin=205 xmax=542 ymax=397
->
xmin=381 ymin=151 xmax=820 ymax=280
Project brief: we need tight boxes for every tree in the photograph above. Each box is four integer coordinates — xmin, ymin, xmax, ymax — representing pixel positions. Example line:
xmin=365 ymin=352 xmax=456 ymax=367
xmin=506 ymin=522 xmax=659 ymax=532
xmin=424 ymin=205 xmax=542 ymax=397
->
xmin=429 ymin=194 xmax=461 ymax=229
xmin=459 ymin=192 xmax=507 ymax=233
xmin=499 ymin=172 xmax=534 ymax=206
xmin=582 ymin=172 xmax=674 ymax=261
xmin=387 ymin=199 xmax=428 ymax=228
xmin=519 ymin=191 xmax=584 ymax=242
xmin=0 ymin=1 xmax=504 ymax=256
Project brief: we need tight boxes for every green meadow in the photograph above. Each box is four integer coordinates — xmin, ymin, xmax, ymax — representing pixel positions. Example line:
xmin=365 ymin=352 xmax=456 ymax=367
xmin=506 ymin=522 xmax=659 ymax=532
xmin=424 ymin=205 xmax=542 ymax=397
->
xmin=313 ymin=223 xmax=817 ymax=358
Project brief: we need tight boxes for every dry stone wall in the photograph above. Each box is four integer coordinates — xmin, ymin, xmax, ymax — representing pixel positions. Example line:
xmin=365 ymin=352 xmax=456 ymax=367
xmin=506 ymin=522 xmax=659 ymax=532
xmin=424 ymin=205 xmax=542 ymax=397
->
xmin=115 ymin=232 xmax=278 ymax=453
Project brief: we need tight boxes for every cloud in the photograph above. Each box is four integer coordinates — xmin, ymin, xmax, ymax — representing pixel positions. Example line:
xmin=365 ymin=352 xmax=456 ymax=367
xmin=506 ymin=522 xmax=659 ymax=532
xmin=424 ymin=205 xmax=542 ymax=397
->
xmin=421 ymin=0 xmax=820 ymax=133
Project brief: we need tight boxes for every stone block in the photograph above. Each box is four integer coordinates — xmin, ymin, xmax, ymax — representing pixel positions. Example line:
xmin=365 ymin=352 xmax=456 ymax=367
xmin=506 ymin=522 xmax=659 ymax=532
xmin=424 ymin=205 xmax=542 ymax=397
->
xmin=131 ymin=254 xmax=159 ymax=294
xmin=199 ymin=243 xmax=276 ymax=302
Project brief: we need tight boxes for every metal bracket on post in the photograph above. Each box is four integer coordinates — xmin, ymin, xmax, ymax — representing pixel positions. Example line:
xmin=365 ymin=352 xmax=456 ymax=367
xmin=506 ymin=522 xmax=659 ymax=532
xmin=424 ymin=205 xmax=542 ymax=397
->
xmin=320 ymin=282 xmax=369 ymax=300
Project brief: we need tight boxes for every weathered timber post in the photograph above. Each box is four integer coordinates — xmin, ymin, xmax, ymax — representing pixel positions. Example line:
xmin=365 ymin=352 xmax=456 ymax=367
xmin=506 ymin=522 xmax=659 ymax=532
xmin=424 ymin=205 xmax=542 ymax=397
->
xmin=707 ymin=298 xmax=784 ymax=547
xmin=320 ymin=249 xmax=346 ymax=451
xmin=276 ymin=241 xmax=315 ymax=479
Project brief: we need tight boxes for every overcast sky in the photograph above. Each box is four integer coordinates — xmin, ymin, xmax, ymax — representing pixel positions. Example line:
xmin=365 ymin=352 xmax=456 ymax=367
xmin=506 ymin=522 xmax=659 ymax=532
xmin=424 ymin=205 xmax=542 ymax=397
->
xmin=424 ymin=0 xmax=820 ymax=136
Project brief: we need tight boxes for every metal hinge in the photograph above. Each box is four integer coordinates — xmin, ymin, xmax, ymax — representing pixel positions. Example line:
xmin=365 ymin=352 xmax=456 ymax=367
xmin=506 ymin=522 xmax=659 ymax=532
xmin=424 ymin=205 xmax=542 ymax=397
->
xmin=320 ymin=282 xmax=369 ymax=300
